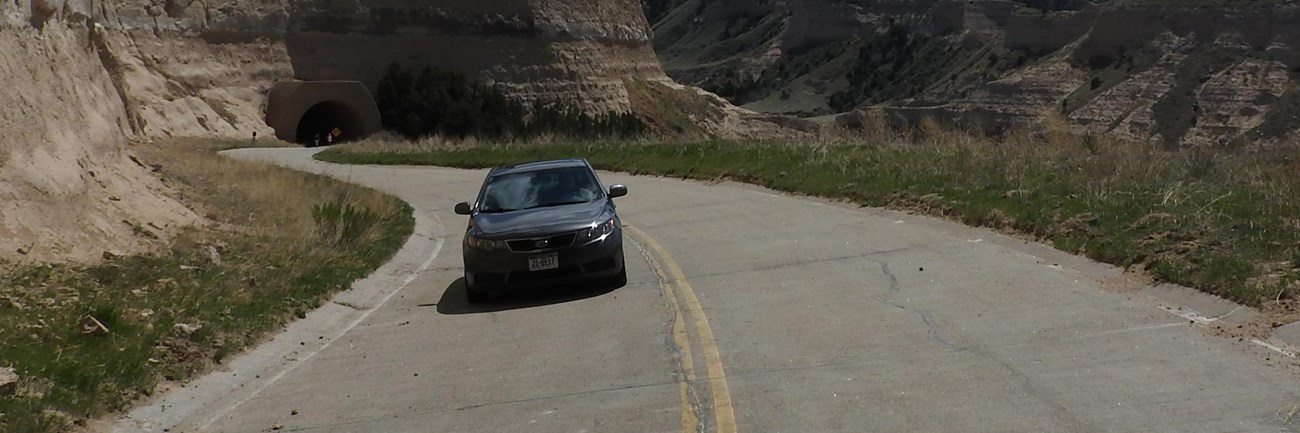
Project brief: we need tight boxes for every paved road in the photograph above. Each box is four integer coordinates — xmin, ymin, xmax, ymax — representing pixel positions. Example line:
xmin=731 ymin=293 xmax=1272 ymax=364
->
xmin=117 ymin=147 xmax=1300 ymax=433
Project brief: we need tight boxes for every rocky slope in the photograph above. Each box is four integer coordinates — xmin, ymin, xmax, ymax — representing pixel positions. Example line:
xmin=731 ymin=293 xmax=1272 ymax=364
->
xmin=0 ymin=0 xmax=680 ymax=264
xmin=1 ymin=3 xmax=199 ymax=264
xmin=651 ymin=0 xmax=1300 ymax=147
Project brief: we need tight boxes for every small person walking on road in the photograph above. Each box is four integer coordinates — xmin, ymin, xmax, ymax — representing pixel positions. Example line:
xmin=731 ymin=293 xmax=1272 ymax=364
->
xmin=326 ymin=131 xmax=333 ymax=146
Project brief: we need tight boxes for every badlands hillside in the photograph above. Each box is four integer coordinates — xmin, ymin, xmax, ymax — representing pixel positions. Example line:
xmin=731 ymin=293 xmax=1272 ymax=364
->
xmin=7 ymin=0 xmax=1297 ymax=264
xmin=0 ymin=0 xmax=679 ymax=264
xmin=650 ymin=0 xmax=1300 ymax=148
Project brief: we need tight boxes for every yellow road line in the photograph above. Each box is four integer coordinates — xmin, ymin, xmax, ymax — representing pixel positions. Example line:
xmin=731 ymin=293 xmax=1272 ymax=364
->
xmin=665 ymin=268 xmax=701 ymax=433
xmin=638 ymin=233 xmax=700 ymax=432
xmin=627 ymin=224 xmax=738 ymax=433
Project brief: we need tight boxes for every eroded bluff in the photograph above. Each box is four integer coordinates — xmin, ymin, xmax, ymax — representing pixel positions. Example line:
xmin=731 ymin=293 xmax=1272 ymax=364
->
xmin=0 ymin=0 xmax=667 ymax=263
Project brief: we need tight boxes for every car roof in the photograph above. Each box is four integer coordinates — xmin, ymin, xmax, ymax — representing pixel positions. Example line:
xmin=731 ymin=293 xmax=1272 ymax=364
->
xmin=488 ymin=159 xmax=590 ymax=177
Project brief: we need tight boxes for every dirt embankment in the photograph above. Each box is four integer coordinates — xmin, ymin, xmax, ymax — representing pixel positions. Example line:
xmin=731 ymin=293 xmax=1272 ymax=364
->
xmin=0 ymin=18 xmax=197 ymax=263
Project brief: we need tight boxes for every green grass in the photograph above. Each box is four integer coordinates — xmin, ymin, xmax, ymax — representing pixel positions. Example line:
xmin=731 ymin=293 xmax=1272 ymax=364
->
xmin=0 ymin=140 xmax=413 ymax=432
xmin=318 ymin=137 xmax=1300 ymax=307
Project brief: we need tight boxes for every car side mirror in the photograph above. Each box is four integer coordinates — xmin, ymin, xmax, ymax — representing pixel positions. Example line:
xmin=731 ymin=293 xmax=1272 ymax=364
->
xmin=454 ymin=202 xmax=473 ymax=215
xmin=608 ymin=184 xmax=628 ymax=198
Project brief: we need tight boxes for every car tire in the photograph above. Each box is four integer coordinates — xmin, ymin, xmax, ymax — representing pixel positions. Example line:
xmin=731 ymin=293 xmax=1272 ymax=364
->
xmin=465 ymin=275 xmax=489 ymax=304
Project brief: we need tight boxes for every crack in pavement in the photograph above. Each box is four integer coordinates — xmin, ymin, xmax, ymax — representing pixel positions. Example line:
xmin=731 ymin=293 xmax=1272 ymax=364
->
xmin=879 ymin=261 xmax=900 ymax=292
xmin=634 ymin=237 xmax=707 ymax=433
xmin=868 ymin=259 xmax=1098 ymax=432
xmin=917 ymin=309 xmax=962 ymax=351
xmin=660 ymin=290 xmax=707 ymax=430
xmin=980 ymin=346 xmax=1100 ymax=433
xmin=870 ymin=260 xmax=960 ymax=352
xmin=627 ymin=225 xmax=738 ymax=433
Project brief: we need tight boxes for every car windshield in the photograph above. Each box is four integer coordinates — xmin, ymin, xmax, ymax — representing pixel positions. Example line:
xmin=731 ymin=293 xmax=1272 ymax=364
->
xmin=478 ymin=167 xmax=603 ymax=213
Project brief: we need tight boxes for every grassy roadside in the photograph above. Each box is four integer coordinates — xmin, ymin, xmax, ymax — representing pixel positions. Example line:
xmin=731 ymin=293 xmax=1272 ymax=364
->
xmin=0 ymin=138 xmax=413 ymax=432
xmin=318 ymin=134 xmax=1300 ymax=308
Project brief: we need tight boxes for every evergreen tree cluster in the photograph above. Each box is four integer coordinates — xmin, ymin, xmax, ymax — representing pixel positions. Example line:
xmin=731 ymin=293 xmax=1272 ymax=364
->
xmin=828 ymin=23 xmax=928 ymax=112
xmin=374 ymin=62 xmax=644 ymax=140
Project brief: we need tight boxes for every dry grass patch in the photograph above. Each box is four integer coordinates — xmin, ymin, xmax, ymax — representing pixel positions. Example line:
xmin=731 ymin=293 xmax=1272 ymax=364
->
xmin=0 ymin=138 xmax=412 ymax=433
xmin=146 ymin=138 xmax=398 ymax=239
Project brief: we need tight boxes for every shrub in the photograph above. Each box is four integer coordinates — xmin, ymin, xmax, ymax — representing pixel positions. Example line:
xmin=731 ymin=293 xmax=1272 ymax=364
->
xmin=312 ymin=199 xmax=382 ymax=248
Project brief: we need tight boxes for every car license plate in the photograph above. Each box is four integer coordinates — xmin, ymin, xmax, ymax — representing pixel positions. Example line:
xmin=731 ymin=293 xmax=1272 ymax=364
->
xmin=528 ymin=253 xmax=559 ymax=272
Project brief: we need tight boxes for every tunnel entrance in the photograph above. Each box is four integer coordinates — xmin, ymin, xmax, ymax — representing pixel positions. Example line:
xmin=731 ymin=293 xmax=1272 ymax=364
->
xmin=265 ymin=81 xmax=383 ymax=145
xmin=295 ymin=101 xmax=366 ymax=146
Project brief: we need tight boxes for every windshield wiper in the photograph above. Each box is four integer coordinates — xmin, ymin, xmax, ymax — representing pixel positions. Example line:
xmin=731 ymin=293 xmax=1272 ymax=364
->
xmin=478 ymin=208 xmax=516 ymax=213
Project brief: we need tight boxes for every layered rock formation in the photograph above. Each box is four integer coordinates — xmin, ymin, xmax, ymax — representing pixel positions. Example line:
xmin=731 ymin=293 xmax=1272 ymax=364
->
xmin=0 ymin=0 xmax=673 ymax=263
xmin=95 ymin=0 xmax=668 ymax=137
xmin=652 ymin=0 xmax=1300 ymax=147
xmin=281 ymin=0 xmax=666 ymax=112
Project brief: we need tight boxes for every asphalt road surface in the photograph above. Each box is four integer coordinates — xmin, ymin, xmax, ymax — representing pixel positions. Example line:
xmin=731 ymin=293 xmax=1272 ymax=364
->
xmin=116 ymin=147 xmax=1300 ymax=433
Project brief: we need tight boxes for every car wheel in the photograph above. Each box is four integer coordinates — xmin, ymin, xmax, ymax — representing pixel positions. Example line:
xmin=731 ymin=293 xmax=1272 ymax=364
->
xmin=465 ymin=274 xmax=489 ymax=304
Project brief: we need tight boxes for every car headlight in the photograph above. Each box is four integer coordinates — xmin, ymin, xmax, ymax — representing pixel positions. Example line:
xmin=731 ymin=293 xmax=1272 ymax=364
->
xmin=580 ymin=218 xmax=617 ymax=243
xmin=466 ymin=235 xmax=508 ymax=251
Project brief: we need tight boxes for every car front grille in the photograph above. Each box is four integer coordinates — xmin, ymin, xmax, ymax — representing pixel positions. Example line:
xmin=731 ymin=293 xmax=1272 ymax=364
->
xmin=507 ymin=232 xmax=577 ymax=252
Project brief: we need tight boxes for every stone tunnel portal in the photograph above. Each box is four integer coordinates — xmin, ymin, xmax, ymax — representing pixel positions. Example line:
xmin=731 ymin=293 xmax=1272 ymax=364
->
xmin=266 ymin=81 xmax=382 ymax=145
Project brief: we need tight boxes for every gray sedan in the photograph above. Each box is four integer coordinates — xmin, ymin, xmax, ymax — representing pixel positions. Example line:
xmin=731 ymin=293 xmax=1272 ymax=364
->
xmin=454 ymin=159 xmax=628 ymax=303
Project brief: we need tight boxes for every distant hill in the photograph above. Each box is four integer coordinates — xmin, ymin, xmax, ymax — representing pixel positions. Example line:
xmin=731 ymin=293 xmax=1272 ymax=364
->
xmin=649 ymin=0 xmax=1300 ymax=147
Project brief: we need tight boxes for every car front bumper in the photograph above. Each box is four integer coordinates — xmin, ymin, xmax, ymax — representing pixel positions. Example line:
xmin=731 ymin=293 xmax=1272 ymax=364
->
xmin=463 ymin=230 xmax=624 ymax=288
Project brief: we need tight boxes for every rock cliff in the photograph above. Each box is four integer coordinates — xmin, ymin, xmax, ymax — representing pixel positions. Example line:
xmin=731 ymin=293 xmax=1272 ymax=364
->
xmin=93 ymin=0 xmax=668 ymax=137
xmin=0 ymin=0 xmax=671 ymax=263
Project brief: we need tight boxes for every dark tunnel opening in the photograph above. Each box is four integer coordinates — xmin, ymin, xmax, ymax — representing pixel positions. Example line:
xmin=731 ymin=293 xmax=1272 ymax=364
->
xmin=296 ymin=100 xmax=366 ymax=146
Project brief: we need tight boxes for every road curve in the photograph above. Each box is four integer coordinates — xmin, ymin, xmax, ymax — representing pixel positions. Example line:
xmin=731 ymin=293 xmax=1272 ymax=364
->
xmin=116 ymin=147 xmax=1300 ymax=433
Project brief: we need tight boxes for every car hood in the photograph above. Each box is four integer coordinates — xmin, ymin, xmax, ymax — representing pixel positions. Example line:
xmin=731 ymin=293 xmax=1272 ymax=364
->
xmin=471 ymin=200 xmax=613 ymax=238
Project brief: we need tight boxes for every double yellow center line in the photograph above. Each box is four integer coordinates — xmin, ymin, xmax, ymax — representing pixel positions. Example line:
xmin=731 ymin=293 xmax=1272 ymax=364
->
xmin=626 ymin=224 xmax=738 ymax=433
